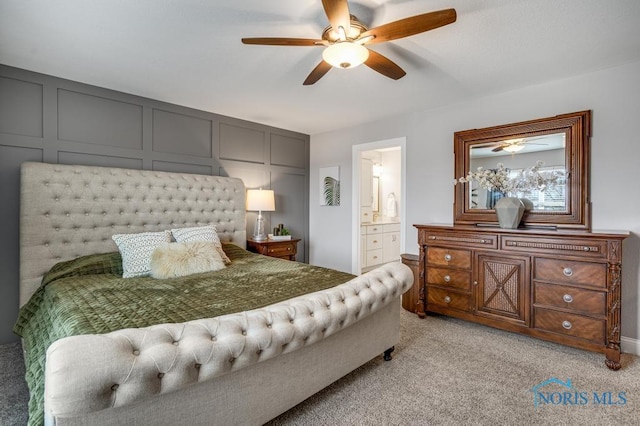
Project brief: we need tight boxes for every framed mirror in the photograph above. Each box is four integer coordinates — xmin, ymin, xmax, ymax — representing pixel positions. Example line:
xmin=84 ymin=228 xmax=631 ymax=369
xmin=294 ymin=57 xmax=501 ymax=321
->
xmin=372 ymin=176 xmax=380 ymax=212
xmin=454 ymin=110 xmax=591 ymax=229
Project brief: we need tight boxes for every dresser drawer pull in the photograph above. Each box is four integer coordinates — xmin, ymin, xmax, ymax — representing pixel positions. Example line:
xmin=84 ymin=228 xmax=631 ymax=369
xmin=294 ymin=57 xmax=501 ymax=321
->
xmin=563 ymin=268 xmax=573 ymax=277
xmin=287 ymin=247 xmax=291 ymax=251
xmin=364 ymin=212 xmax=369 ymax=216
xmin=373 ymin=255 xmax=378 ymax=260
xmin=562 ymin=320 xmax=572 ymax=330
xmin=373 ymin=240 xmax=378 ymax=243
xmin=444 ymin=296 xmax=451 ymax=303
xmin=444 ymin=254 xmax=452 ymax=262
xmin=563 ymin=294 xmax=573 ymax=303
xmin=444 ymin=275 xmax=451 ymax=282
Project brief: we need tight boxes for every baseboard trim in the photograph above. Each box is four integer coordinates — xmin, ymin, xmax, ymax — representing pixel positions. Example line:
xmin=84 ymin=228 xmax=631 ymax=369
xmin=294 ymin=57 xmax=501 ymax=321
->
xmin=621 ymin=336 xmax=640 ymax=356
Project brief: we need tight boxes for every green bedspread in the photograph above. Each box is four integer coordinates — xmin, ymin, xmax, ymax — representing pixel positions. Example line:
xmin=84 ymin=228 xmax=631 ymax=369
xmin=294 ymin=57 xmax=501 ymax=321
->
xmin=14 ymin=243 xmax=355 ymax=426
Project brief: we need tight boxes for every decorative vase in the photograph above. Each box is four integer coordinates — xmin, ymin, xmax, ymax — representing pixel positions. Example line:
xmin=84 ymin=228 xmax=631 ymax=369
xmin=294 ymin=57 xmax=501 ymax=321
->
xmin=494 ymin=197 xmax=525 ymax=229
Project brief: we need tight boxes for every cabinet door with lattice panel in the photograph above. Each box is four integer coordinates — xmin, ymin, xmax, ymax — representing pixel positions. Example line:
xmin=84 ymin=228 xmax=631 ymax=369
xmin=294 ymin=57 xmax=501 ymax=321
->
xmin=476 ymin=254 xmax=530 ymax=326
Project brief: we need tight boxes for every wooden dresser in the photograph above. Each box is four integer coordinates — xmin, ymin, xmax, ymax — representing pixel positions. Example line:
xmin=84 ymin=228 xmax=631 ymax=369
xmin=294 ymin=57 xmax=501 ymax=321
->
xmin=414 ymin=224 xmax=629 ymax=370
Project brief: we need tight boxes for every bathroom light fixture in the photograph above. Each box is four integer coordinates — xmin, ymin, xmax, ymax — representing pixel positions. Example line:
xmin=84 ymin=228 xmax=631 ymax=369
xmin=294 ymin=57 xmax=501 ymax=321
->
xmin=246 ymin=188 xmax=275 ymax=241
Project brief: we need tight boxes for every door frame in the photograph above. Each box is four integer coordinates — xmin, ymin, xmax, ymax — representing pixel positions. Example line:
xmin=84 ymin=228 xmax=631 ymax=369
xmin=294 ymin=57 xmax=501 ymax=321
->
xmin=351 ymin=137 xmax=406 ymax=275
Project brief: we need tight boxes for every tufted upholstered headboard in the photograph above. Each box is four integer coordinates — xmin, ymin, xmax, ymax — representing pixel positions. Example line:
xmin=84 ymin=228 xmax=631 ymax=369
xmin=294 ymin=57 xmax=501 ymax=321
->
xmin=19 ymin=162 xmax=246 ymax=307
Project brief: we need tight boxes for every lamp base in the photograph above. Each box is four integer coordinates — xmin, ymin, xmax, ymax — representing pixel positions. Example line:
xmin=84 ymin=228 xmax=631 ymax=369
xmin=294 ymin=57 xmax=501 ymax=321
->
xmin=253 ymin=212 xmax=267 ymax=241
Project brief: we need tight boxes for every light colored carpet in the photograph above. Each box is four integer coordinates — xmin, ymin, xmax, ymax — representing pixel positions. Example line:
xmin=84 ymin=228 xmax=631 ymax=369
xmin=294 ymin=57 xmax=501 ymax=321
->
xmin=0 ymin=341 xmax=28 ymax=426
xmin=2 ymin=310 xmax=638 ymax=425
xmin=267 ymin=310 xmax=639 ymax=425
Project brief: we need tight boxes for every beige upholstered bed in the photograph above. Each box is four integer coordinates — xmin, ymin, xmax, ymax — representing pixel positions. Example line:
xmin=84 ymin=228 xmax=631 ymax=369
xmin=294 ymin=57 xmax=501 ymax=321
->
xmin=18 ymin=162 xmax=413 ymax=425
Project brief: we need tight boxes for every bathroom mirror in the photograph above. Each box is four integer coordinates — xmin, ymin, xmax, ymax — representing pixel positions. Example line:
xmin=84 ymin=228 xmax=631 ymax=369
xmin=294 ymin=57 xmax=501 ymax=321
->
xmin=372 ymin=176 xmax=380 ymax=212
xmin=453 ymin=110 xmax=591 ymax=229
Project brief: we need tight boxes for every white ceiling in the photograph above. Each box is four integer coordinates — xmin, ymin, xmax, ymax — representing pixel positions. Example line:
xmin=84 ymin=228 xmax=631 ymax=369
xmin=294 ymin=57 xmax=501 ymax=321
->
xmin=2 ymin=0 xmax=640 ymax=135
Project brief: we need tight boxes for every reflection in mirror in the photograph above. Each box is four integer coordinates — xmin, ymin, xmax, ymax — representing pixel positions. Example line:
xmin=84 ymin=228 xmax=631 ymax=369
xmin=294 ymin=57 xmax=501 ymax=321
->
xmin=468 ymin=133 xmax=567 ymax=212
xmin=372 ymin=176 xmax=380 ymax=212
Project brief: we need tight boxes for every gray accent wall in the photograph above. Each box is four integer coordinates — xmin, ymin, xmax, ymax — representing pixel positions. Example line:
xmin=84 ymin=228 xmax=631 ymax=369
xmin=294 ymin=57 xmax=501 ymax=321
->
xmin=0 ymin=64 xmax=310 ymax=344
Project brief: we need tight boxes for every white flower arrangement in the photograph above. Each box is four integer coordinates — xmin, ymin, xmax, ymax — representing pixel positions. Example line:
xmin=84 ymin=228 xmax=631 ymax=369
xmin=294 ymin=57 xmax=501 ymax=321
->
xmin=454 ymin=160 xmax=565 ymax=195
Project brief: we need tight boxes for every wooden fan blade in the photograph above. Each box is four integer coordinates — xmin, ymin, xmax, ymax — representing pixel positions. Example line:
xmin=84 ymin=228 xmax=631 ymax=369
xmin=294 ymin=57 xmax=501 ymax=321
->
xmin=364 ymin=50 xmax=406 ymax=80
xmin=303 ymin=61 xmax=332 ymax=85
xmin=360 ymin=9 xmax=456 ymax=44
xmin=242 ymin=37 xmax=324 ymax=46
xmin=322 ymin=0 xmax=351 ymax=33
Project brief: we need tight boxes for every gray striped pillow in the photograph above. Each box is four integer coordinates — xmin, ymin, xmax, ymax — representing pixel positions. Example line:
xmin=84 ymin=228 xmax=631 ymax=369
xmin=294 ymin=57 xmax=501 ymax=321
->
xmin=112 ymin=231 xmax=172 ymax=278
xmin=171 ymin=225 xmax=231 ymax=264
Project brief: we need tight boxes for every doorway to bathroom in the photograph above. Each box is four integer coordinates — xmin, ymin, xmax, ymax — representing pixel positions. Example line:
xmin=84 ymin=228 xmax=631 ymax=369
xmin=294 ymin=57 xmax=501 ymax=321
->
xmin=351 ymin=137 xmax=406 ymax=275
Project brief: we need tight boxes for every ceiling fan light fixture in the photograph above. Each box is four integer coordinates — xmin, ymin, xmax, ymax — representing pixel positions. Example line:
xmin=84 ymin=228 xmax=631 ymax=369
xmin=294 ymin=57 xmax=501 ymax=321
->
xmin=322 ymin=42 xmax=369 ymax=69
xmin=503 ymin=144 xmax=525 ymax=153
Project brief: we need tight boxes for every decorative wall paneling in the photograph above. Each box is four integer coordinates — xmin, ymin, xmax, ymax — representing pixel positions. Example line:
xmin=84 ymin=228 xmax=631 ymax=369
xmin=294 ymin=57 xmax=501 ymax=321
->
xmin=0 ymin=64 xmax=310 ymax=344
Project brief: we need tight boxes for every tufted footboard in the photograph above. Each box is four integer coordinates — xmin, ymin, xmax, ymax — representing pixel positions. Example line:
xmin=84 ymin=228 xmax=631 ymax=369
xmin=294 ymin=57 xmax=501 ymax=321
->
xmin=44 ymin=262 xmax=413 ymax=424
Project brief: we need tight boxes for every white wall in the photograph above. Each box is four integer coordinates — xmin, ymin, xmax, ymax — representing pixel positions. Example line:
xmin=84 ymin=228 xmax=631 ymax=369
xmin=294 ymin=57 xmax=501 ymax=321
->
xmin=309 ymin=59 xmax=640 ymax=342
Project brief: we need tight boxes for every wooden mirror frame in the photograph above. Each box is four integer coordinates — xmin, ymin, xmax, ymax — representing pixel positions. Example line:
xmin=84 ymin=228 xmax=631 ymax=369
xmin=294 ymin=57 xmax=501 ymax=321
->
xmin=454 ymin=110 xmax=591 ymax=230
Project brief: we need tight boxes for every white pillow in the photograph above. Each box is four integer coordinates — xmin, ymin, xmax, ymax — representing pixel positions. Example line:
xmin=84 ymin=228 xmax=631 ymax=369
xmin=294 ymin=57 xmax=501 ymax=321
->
xmin=150 ymin=241 xmax=226 ymax=279
xmin=171 ymin=225 xmax=231 ymax=264
xmin=112 ymin=231 xmax=172 ymax=278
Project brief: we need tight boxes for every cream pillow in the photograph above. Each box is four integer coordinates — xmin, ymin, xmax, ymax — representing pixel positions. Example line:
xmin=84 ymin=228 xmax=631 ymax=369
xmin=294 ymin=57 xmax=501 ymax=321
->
xmin=171 ymin=225 xmax=231 ymax=264
xmin=150 ymin=241 xmax=226 ymax=279
xmin=112 ymin=231 xmax=172 ymax=278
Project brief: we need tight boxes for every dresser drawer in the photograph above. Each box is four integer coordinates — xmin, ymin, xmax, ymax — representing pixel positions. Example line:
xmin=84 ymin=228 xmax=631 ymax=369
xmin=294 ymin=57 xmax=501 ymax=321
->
xmin=427 ymin=287 xmax=471 ymax=312
xmin=364 ymin=224 xmax=382 ymax=235
xmin=427 ymin=247 xmax=471 ymax=269
xmin=366 ymin=234 xmax=383 ymax=250
xmin=534 ymin=258 xmax=607 ymax=288
xmin=427 ymin=267 xmax=471 ymax=290
xmin=534 ymin=308 xmax=605 ymax=344
xmin=266 ymin=242 xmax=297 ymax=257
xmin=533 ymin=282 xmax=606 ymax=316
xmin=421 ymin=230 xmax=497 ymax=249
xmin=502 ymin=236 xmax=608 ymax=260
xmin=366 ymin=249 xmax=383 ymax=267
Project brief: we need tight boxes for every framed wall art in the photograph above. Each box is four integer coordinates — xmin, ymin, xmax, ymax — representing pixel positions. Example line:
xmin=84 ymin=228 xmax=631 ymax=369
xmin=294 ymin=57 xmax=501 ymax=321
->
xmin=319 ymin=166 xmax=340 ymax=206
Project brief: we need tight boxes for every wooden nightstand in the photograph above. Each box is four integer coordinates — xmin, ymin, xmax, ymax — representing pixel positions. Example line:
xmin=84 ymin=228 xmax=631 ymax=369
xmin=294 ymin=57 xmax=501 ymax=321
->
xmin=247 ymin=238 xmax=301 ymax=261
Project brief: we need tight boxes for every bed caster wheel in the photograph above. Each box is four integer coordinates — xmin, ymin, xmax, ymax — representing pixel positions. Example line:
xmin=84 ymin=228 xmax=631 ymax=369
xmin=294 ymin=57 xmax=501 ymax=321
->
xmin=383 ymin=346 xmax=395 ymax=361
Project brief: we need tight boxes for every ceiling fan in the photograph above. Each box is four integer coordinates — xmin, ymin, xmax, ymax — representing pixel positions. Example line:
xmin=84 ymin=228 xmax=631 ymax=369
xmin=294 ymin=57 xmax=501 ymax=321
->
xmin=472 ymin=137 xmax=549 ymax=153
xmin=241 ymin=0 xmax=457 ymax=85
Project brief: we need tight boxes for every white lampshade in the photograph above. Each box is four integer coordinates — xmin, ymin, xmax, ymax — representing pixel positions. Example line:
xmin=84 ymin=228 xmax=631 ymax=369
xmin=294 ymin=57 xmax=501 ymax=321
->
xmin=322 ymin=42 xmax=369 ymax=69
xmin=246 ymin=189 xmax=275 ymax=212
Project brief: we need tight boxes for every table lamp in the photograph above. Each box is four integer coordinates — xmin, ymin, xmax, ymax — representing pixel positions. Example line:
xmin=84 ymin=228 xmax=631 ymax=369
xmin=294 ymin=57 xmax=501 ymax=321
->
xmin=246 ymin=188 xmax=275 ymax=241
